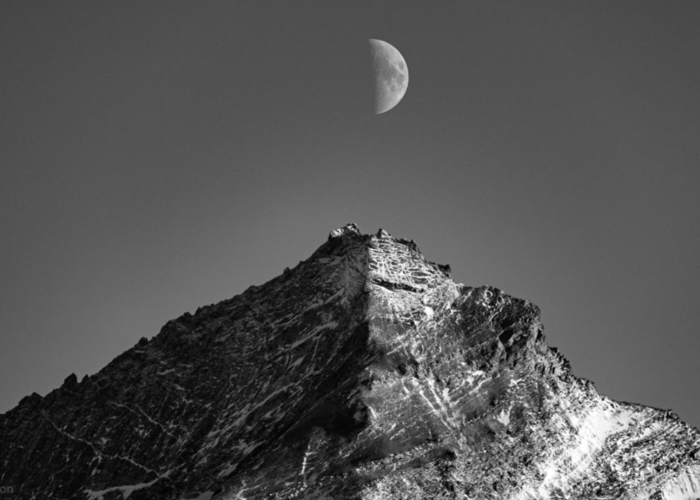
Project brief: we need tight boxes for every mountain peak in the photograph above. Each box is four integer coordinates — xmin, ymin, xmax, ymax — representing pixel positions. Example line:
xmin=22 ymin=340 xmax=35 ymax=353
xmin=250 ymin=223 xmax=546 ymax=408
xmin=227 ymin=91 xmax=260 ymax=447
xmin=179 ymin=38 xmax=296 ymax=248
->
xmin=328 ymin=222 xmax=362 ymax=240
xmin=1 ymin=225 xmax=699 ymax=499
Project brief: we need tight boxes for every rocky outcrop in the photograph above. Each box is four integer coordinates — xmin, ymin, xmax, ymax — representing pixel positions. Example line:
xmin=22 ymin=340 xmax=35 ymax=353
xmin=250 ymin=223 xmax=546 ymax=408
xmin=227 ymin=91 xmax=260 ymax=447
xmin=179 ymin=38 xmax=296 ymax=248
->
xmin=1 ymin=224 xmax=699 ymax=499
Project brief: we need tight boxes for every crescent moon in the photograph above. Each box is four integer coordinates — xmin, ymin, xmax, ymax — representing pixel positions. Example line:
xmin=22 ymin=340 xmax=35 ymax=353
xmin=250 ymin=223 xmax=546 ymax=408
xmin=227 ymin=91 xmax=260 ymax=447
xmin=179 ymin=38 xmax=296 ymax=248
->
xmin=369 ymin=39 xmax=409 ymax=115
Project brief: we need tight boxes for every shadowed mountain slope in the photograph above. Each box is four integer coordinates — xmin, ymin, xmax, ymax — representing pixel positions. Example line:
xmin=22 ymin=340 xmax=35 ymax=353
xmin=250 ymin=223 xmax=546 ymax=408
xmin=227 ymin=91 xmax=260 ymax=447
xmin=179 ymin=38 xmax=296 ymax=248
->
xmin=1 ymin=224 xmax=699 ymax=500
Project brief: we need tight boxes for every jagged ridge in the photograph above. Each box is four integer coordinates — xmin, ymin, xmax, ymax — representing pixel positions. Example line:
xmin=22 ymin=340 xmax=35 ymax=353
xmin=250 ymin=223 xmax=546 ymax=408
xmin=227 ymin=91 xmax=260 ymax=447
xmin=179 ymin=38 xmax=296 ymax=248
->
xmin=1 ymin=224 xmax=698 ymax=500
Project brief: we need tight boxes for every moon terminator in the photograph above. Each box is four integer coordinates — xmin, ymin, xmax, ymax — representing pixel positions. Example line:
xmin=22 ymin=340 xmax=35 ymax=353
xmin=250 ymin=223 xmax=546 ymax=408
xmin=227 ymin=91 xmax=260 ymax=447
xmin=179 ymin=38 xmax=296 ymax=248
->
xmin=369 ymin=39 xmax=409 ymax=114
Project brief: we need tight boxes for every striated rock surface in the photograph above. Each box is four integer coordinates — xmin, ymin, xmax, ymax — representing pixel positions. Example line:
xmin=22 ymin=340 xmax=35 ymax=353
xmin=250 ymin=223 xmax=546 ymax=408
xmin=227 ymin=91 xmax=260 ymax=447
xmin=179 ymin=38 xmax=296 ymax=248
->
xmin=1 ymin=223 xmax=699 ymax=500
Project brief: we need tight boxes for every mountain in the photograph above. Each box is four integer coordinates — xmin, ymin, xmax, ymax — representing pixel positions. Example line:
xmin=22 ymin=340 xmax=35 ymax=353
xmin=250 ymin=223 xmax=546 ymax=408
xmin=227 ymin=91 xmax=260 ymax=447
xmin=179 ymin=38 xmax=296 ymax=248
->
xmin=1 ymin=224 xmax=699 ymax=500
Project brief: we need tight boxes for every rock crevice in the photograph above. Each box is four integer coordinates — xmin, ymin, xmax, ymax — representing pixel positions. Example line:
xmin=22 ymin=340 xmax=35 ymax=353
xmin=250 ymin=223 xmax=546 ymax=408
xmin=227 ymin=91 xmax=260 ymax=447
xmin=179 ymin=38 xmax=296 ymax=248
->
xmin=1 ymin=224 xmax=698 ymax=500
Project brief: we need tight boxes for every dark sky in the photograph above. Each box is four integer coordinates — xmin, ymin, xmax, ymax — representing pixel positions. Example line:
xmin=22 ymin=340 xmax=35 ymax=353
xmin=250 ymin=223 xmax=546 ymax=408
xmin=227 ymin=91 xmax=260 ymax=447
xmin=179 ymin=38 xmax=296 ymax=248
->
xmin=2 ymin=2 xmax=699 ymax=428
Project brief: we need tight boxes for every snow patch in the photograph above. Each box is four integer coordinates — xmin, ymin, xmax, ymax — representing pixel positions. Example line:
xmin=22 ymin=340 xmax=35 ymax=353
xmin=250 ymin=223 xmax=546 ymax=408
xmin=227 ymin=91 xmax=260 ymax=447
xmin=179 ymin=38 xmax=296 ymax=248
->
xmin=84 ymin=473 xmax=166 ymax=500
xmin=661 ymin=465 xmax=700 ymax=500
xmin=496 ymin=409 xmax=510 ymax=426
xmin=217 ymin=462 xmax=238 ymax=477
xmin=510 ymin=399 xmax=635 ymax=500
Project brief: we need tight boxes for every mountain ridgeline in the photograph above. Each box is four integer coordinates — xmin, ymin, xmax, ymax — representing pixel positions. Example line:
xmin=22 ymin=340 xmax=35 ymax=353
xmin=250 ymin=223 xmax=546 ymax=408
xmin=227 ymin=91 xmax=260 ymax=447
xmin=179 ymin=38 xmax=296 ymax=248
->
xmin=1 ymin=224 xmax=699 ymax=499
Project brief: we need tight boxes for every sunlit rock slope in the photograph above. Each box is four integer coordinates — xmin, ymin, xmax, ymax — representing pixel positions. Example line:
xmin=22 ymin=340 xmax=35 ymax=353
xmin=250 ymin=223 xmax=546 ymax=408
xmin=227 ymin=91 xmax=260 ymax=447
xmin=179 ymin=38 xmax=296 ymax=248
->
xmin=1 ymin=224 xmax=699 ymax=500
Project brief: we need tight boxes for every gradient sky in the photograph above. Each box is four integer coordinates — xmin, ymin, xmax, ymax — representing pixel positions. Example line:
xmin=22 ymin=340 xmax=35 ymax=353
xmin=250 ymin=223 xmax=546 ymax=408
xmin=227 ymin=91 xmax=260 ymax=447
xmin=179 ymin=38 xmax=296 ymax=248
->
xmin=1 ymin=2 xmax=699 ymax=428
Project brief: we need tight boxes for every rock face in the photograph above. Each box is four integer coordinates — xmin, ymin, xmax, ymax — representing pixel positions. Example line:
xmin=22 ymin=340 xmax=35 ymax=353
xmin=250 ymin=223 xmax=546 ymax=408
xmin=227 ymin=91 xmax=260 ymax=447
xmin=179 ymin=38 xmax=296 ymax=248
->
xmin=1 ymin=224 xmax=699 ymax=500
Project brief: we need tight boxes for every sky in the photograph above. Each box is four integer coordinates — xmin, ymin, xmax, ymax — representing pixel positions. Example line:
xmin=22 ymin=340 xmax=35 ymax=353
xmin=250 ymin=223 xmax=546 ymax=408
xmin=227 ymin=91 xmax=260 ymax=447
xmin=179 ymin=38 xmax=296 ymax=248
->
xmin=1 ymin=2 xmax=699 ymax=428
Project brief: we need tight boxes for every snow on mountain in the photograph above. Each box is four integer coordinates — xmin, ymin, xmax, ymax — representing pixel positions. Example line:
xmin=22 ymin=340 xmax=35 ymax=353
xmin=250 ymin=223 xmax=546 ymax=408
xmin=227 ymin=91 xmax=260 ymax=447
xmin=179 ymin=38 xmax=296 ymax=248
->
xmin=1 ymin=224 xmax=698 ymax=499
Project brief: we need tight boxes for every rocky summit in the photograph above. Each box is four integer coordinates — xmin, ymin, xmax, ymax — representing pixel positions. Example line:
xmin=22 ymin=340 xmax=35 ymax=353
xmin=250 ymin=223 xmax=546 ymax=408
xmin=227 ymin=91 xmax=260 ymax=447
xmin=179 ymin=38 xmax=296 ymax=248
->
xmin=2 ymin=224 xmax=700 ymax=500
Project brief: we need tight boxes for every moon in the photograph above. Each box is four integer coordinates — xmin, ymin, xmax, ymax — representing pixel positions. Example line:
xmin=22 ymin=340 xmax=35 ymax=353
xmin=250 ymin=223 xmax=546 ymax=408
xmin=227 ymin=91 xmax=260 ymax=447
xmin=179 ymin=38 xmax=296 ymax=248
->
xmin=369 ymin=39 xmax=409 ymax=115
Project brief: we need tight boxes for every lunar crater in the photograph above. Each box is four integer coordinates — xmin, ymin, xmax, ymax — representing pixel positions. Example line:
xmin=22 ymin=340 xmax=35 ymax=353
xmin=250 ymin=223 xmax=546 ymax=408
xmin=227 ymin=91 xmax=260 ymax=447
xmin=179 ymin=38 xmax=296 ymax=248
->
xmin=369 ymin=39 xmax=409 ymax=114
